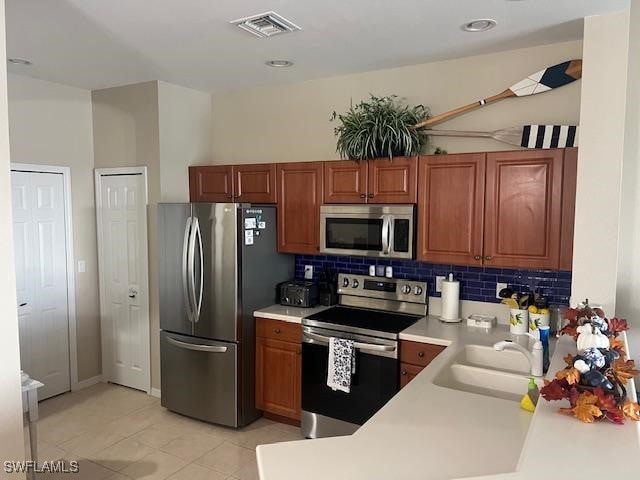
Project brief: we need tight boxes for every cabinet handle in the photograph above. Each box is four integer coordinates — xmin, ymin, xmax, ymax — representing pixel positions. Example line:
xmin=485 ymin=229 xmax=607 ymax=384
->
xmin=368 ymin=193 xmax=374 ymax=199
xmin=274 ymin=328 xmax=281 ymax=334
xmin=401 ymin=370 xmax=407 ymax=376
xmin=418 ymin=351 xmax=425 ymax=358
xmin=360 ymin=193 xmax=366 ymax=199
xmin=474 ymin=255 xmax=481 ymax=261
xmin=227 ymin=194 xmax=233 ymax=199
xmin=485 ymin=255 xmax=493 ymax=261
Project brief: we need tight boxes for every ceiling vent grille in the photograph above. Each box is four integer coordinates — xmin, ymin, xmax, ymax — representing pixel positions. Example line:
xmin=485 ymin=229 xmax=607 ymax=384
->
xmin=230 ymin=11 xmax=301 ymax=38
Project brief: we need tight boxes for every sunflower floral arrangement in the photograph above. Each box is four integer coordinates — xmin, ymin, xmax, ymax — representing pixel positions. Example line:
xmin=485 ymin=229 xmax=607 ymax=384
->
xmin=540 ymin=299 xmax=640 ymax=424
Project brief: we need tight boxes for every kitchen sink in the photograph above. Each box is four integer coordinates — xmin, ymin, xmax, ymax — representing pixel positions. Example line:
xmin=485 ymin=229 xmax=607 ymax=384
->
xmin=434 ymin=363 xmax=542 ymax=402
xmin=453 ymin=344 xmax=532 ymax=375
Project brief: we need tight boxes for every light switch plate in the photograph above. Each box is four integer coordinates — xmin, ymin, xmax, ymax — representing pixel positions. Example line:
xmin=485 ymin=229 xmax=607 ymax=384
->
xmin=78 ymin=260 xmax=86 ymax=273
xmin=304 ymin=265 xmax=313 ymax=280
xmin=435 ymin=275 xmax=445 ymax=293
xmin=496 ymin=282 xmax=508 ymax=299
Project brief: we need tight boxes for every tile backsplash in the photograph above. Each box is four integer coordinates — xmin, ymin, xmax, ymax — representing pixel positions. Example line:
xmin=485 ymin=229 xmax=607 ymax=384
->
xmin=295 ymin=255 xmax=571 ymax=306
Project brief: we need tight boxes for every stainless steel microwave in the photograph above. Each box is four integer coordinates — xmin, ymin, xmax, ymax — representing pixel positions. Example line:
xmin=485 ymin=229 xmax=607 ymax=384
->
xmin=319 ymin=205 xmax=415 ymax=259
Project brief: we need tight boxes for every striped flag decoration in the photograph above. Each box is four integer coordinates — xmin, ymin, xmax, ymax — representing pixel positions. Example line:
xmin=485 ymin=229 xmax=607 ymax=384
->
xmin=520 ymin=125 xmax=579 ymax=149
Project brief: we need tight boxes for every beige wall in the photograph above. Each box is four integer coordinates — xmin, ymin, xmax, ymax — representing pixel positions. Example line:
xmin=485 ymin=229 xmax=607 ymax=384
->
xmin=7 ymin=74 xmax=101 ymax=381
xmin=92 ymin=81 xmax=211 ymax=391
xmin=92 ymin=81 xmax=161 ymax=390
xmin=211 ymin=41 xmax=582 ymax=164
xmin=571 ymin=11 xmax=629 ymax=315
xmin=158 ymin=81 xmax=212 ymax=202
xmin=0 ymin=0 xmax=27 ymax=467
xmin=617 ymin=1 xmax=640 ymax=366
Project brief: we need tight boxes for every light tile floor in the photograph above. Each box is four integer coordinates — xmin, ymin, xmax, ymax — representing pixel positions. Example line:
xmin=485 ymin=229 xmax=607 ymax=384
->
xmin=26 ymin=383 xmax=303 ymax=479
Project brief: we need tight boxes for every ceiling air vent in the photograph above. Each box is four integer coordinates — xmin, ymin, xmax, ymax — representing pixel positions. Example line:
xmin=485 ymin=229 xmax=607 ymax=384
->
xmin=230 ymin=11 xmax=301 ymax=38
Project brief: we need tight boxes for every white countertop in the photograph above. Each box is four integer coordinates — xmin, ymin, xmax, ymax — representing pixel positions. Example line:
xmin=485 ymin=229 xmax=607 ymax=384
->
xmin=254 ymin=304 xmax=331 ymax=323
xmin=257 ymin=316 xmax=640 ymax=480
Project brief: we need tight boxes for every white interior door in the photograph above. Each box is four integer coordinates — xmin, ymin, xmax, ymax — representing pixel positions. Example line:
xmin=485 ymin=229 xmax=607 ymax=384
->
xmin=96 ymin=170 xmax=150 ymax=392
xmin=11 ymin=171 xmax=70 ymax=400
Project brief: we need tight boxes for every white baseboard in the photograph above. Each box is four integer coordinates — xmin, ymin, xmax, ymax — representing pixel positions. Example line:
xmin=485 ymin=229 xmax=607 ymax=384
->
xmin=150 ymin=388 xmax=161 ymax=399
xmin=74 ymin=375 xmax=103 ymax=391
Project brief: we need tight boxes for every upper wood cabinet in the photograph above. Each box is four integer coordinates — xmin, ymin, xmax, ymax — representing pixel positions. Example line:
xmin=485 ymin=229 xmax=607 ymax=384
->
xmin=323 ymin=160 xmax=368 ymax=203
xmin=277 ymin=162 xmax=323 ymax=254
xmin=323 ymin=157 xmax=418 ymax=204
xmin=232 ymin=163 xmax=277 ymax=203
xmin=484 ymin=149 xmax=564 ymax=269
xmin=189 ymin=165 xmax=233 ymax=202
xmin=368 ymin=156 xmax=417 ymax=203
xmin=417 ymin=154 xmax=486 ymax=265
xmin=559 ymin=148 xmax=578 ymax=271
xmin=416 ymin=148 xmax=575 ymax=270
xmin=189 ymin=164 xmax=277 ymax=203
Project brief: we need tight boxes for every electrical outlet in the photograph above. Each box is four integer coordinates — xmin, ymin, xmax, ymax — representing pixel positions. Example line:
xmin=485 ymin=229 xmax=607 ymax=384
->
xmin=435 ymin=275 xmax=445 ymax=293
xmin=304 ymin=265 xmax=313 ymax=280
xmin=496 ymin=282 xmax=508 ymax=299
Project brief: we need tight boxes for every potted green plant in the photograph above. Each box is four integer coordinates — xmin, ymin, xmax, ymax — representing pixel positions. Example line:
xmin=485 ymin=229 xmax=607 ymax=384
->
xmin=331 ymin=95 xmax=429 ymax=161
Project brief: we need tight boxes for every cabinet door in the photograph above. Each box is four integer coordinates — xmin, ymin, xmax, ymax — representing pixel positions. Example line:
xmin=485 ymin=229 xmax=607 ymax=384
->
xmin=417 ymin=154 xmax=486 ymax=265
xmin=233 ymin=163 xmax=277 ymax=203
xmin=277 ymin=162 xmax=323 ymax=254
xmin=484 ymin=150 xmax=563 ymax=269
xmin=367 ymin=156 xmax=417 ymax=203
xmin=323 ymin=160 xmax=368 ymax=203
xmin=400 ymin=363 xmax=424 ymax=389
xmin=559 ymin=148 xmax=578 ymax=271
xmin=255 ymin=336 xmax=301 ymax=421
xmin=189 ymin=166 xmax=233 ymax=202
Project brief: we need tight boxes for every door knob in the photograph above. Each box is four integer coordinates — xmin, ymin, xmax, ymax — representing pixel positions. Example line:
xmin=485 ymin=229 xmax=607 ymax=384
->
xmin=418 ymin=351 xmax=425 ymax=358
xmin=359 ymin=194 xmax=366 ymax=199
xmin=485 ymin=255 xmax=493 ymax=261
xmin=401 ymin=370 xmax=407 ymax=376
xmin=128 ymin=287 xmax=138 ymax=299
xmin=368 ymin=193 xmax=374 ymax=199
xmin=474 ymin=255 xmax=481 ymax=261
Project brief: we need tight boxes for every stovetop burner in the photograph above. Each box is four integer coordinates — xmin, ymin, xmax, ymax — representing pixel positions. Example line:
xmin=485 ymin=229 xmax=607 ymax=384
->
xmin=303 ymin=306 xmax=421 ymax=336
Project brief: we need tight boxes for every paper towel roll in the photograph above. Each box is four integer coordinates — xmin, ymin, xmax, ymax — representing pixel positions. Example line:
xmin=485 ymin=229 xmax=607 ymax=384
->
xmin=440 ymin=278 xmax=461 ymax=322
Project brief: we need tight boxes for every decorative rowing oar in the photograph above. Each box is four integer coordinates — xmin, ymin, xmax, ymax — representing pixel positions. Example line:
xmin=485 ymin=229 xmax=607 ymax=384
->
xmin=426 ymin=125 xmax=579 ymax=149
xmin=415 ymin=60 xmax=582 ymax=129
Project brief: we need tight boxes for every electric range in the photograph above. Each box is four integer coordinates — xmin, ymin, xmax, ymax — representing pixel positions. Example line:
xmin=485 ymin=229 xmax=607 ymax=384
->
xmin=300 ymin=273 xmax=428 ymax=439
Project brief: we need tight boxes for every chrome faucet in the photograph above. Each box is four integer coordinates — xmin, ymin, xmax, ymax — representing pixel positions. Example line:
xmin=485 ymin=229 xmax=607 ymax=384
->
xmin=493 ymin=333 xmax=544 ymax=377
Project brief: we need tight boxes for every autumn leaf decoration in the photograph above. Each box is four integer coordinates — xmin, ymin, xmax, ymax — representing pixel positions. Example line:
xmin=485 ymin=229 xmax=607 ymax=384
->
xmin=541 ymin=304 xmax=640 ymax=424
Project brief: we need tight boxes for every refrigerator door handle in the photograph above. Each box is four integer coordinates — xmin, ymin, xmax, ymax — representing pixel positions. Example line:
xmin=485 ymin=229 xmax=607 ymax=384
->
xmin=187 ymin=216 xmax=198 ymax=323
xmin=166 ymin=336 xmax=228 ymax=353
xmin=194 ymin=216 xmax=204 ymax=322
xmin=182 ymin=216 xmax=194 ymax=322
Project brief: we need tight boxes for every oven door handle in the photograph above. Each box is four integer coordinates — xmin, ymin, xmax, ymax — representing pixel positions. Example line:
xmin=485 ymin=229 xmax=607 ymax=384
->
xmin=303 ymin=332 xmax=396 ymax=352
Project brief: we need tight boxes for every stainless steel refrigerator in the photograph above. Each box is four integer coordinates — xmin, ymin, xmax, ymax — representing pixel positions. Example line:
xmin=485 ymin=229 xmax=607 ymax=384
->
xmin=158 ymin=203 xmax=293 ymax=427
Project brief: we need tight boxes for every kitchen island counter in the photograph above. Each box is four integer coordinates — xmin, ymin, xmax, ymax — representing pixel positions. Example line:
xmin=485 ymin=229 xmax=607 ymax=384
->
xmin=257 ymin=316 xmax=639 ymax=479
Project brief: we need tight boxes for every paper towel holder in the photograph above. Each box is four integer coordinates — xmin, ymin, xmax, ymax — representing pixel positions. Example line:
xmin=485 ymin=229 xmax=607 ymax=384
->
xmin=439 ymin=273 xmax=462 ymax=323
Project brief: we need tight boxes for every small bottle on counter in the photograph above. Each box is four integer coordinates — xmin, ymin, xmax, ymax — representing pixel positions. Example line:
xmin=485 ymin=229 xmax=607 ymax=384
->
xmin=385 ymin=266 xmax=393 ymax=278
xmin=369 ymin=265 xmax=376 ymax=276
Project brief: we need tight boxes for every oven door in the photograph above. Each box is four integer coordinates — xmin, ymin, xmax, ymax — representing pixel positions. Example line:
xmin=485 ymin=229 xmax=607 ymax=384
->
xmin=301 ymin=325 xmax=399 ymax=433
xmin=319 ymin=205 xmax=414 ymax=259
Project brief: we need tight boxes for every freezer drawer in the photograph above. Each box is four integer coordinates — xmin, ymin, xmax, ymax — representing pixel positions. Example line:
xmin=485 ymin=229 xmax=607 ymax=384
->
xmin=160 ymin=331 xmax=238 ymax=427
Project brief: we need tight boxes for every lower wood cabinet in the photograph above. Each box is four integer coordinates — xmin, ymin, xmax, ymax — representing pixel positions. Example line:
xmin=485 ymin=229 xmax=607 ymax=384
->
xmin=399 ymin=340 xmax=446 ymax=388
xmin=255 ymin=317 xmax=302 ymax=423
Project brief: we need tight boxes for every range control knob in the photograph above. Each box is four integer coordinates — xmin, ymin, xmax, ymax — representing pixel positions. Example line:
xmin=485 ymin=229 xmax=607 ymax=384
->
xmin=401 ymin=285 xmax=411 ymax=294
xmin=352 ymin=279 xmax=359 ymax=288
xmin=414 ymin=286 xmax=423 ymax=295
xmin=342 ymin=278 xmax=350 ymax=287
xmin=283 ymin=297 xmax=290 ymax=304
xmin=297 ymin=298 xmax=304 ymax=305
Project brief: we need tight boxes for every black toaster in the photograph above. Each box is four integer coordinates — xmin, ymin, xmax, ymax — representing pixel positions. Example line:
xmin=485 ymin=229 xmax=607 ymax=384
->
xmin=278 ymin=281 xmax=318 ymax=308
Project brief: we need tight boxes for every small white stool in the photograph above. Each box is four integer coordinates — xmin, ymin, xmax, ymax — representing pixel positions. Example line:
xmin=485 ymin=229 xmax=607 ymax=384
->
xmin=22 ymin=375 xmax=44 ymax=480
